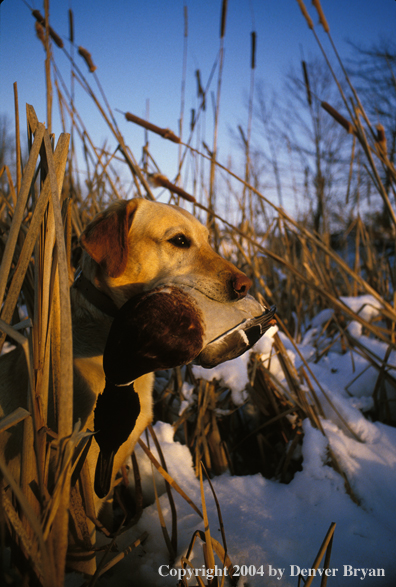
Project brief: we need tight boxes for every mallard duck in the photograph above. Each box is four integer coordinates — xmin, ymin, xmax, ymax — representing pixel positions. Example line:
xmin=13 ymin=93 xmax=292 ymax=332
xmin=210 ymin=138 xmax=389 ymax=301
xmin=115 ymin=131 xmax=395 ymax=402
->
xmin=94 ymin=286 xmax=276 ymax=498
xmin=94 ymin=287 xmax=204 ymax=498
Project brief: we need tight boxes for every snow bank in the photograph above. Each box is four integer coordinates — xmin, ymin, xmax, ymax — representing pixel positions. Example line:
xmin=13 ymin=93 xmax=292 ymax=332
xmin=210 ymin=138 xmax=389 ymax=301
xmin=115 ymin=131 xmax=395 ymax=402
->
xmin=192 ymin=353 xmax=250 ymax=405
xmin=87 ymin=295 xmax=396 ymax=586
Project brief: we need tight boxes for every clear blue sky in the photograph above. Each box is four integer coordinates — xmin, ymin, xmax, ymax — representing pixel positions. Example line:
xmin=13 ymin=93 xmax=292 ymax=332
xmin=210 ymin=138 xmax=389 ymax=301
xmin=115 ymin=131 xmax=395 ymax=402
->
xmin=0 ymin=0 xmax=395 ymax=199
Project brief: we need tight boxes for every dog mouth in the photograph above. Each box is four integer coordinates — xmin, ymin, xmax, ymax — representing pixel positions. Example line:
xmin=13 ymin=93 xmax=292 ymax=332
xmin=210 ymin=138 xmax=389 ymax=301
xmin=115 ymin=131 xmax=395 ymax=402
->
xmin=190 ymin=286 xmax=237 ymax=303
xmin=152 ymin=278 xmax=238 ymax=304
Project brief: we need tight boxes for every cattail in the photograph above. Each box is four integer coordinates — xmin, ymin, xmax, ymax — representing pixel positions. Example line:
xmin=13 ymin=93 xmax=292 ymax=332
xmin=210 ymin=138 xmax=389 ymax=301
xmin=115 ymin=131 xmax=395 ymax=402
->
xmin=321 ymin=102 xmax=353 ymax=134
xmin=190 ymin=109 xmax=196 ymax=132
xmin=125 ymin=112 xmax=180 ymax=144
xmin=78 ymin=46 xmax=97 ymax=73
xmin=238 ymin=125 xmax=247 ymax=147
xmin=196 ymin=70 xmax=204 ymax=98
xmin=376 ymin=124 xmax=387 ymax=156
xmin=184 ymin=4 xmax=188 ymax=38
xmin=195 ymin=70 xmax=206 ymax=110
xmin=149 ymin=173 xmax=196 ymax=203
xmin=35 ymin=21 xmax=45 ymax=47
xmin=251 ymin=31 xmax=256 ymax=70
xmin=295 ymin=0 xmax=314 ymax=30
xmin=32 ymin=9 xmax=64 ymax=48
xmin=69 ymin=9 xmax=74 ymax=44
xmin=202 ymin=142 xmax=213 ymax=157
xmin=220 ymin=0 xmax=228 ymax=38
xmin=311 ymin=0 xmax=330 ymax=33
xmin=301 ymin=60 xmax=312 ymax=107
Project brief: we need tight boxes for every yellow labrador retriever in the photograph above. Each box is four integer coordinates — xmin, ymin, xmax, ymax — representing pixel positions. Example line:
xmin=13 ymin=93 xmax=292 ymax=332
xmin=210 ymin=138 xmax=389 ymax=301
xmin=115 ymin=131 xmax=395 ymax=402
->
xmin=0 ymin=197 xmax=251 ymax=514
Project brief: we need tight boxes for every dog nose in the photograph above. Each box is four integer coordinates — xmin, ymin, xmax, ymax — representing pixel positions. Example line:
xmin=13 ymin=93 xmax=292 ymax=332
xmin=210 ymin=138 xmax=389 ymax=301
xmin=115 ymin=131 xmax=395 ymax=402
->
xmin=232 ymin=273 xmax=252 ymax=299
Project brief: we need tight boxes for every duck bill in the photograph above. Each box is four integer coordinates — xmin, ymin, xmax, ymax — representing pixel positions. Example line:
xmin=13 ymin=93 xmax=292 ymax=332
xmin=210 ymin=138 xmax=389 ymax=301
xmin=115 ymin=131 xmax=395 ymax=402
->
xmin=196 ymin=306 xmax=277 ymax=368
xmin=94 ymin=450 xmax=115 ymax=499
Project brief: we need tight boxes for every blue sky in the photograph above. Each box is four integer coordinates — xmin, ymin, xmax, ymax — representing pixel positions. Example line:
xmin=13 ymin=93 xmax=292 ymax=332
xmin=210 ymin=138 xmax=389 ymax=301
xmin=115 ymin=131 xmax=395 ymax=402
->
xmin=0 ymin=0 xmax=395 ymax=203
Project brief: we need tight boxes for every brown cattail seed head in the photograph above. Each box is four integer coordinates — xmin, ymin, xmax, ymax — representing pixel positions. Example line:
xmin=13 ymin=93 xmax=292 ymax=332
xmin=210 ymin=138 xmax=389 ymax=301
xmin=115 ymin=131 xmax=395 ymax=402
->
xmin=321 ymin=102 xmax=353 ymax=134
xmin=302 ymin=60 xmax=312 ymax=107
xmin=296 ymin=0 xmax=314 ymax=29
xmin=69 ymin=9 xmax=74 ymax=44
xmin=35 ymin=21 xmax=45 ymax=46
xmin=251 ymin=31 xmax=257 ymax=70
xmin=32 ymin=9 xmax=64 ymax=48
xmin=149 ymin=174 xmax=196 ymax=203
xmin=78 ymin=46 xmax=97 ymax=73
xmin=124 ymin=112 xmax=180 ymax=143
xmin=376 ymin=124 xmax=387 ymax=156
xmin=312 ymin=0 xmax=330 ymax=32
xmin=220 ymin=0 xmax=228 ymax=38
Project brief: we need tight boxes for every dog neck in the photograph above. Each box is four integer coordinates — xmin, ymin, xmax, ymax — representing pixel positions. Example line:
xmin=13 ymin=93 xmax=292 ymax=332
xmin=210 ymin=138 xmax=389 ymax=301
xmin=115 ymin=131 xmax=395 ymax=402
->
xmin=73 ymin=269 xmax=119 ymax=318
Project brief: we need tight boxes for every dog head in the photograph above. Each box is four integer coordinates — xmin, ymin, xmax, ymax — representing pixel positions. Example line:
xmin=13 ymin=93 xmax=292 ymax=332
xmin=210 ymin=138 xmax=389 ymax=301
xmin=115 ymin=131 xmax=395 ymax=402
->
xmin=80 ymin=198 xmax=252 ymax=307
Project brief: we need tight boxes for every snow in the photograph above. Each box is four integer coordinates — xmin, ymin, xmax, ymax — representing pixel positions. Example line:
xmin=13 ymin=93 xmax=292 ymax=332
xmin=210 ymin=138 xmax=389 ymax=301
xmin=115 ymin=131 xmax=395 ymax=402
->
xmin=74 ymin=296 xmax=396 ymax=586
xmin=192 ymin=353 xmax=250 ymax=405
xmin=340 ymin=295 xmax=383 ymax=323
xmin=94 ymin=418 xmax=396 ymax=587
xmin=309 ymin=308 xmax=335 ymax=329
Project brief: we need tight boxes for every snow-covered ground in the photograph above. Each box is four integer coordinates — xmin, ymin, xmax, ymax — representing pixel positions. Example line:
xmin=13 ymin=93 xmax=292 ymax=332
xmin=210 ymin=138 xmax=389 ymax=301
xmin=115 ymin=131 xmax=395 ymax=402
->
xmin=75 ymin=295 xmax=396 ymax=587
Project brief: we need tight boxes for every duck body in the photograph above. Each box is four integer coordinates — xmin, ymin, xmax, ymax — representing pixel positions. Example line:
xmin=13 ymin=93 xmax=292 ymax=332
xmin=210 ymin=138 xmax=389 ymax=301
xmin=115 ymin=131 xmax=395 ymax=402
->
xmin=94 ymin=381 xmax=140 ymax=498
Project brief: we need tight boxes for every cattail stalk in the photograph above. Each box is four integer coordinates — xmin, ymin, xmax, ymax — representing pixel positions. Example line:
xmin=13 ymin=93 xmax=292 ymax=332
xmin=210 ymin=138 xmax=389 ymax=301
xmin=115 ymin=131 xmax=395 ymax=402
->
xmin=241 ymin=29 xmax=257 ymax=230
xmin=124 ymin=111 xmax=180 ymax=143
xmin=149 ymin=173 xmax=196 ymax=203
xmin=208 ymin=0 xmax=228 ymax=248
xmin=44 ymin=0 xmax=52 ymax=135
xmin=178 ymin=5 xmax=189 ymax=174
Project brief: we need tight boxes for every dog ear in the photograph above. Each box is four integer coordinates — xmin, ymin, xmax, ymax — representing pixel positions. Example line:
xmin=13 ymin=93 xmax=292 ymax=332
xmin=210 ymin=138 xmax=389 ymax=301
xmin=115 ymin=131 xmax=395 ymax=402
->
xmin=80 ymin=199 xmax=139 ymax=278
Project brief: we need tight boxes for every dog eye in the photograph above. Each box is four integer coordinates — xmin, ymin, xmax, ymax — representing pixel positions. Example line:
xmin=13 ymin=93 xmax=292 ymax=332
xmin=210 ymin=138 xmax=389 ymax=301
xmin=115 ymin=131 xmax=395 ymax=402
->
xmin=168 ymin=233 xmax=191 ymax=248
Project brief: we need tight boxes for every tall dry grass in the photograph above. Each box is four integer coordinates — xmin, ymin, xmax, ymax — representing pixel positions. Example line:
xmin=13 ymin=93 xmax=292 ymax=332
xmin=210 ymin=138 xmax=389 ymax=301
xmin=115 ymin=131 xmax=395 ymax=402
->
xmin=0 ymin=0 xmax=395 ymax=584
